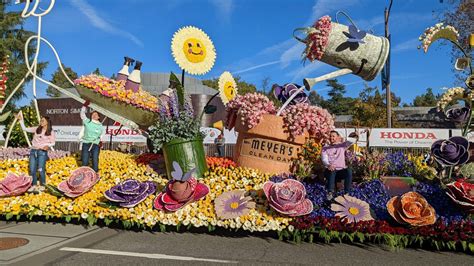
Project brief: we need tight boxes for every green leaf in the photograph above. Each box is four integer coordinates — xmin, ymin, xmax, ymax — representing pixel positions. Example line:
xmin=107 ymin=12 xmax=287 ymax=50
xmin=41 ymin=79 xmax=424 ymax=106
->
xmin=461 ymin=241 xmax=467 ymax=251
xmin=355 ymin=232 xmax=365 ymax=243
xmin=160 ymin=224 xmax=166 ymax=232
xmin=176 ymin=222 xmax=181 ymax=232
xmin=169 ymin=72 xmax=185 ymax=108
xmin=16 ymin=214 xmax=21 ymax=220
xmin=65 ymin=215 xmax=72 ymax=223
xmin=97 ymin=201 xmax=118 ymax=210
xmin=469 ymin=243 xmax=474 ymax=253
xmin=5 ymin=213 xmax=13 ymax=220
xmin=87 ymin=215 xmax=96 ymax=226
xmin=308 ymin=233 xmax=314 ymax=243
xmin=104 ymin=217 xmax=113 ymax=226
xmin=45 ymin=184 xmax=64 ymax=197
xmin=204 ymin=105 xmax=217 ymax=114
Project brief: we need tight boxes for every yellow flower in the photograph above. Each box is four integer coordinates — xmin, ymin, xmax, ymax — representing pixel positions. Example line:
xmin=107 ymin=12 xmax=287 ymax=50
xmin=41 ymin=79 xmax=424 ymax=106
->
xmin=218 ymin=71 xmax=238 ymax=104
xmin=171 ymin=26 xmax=216 ymax=75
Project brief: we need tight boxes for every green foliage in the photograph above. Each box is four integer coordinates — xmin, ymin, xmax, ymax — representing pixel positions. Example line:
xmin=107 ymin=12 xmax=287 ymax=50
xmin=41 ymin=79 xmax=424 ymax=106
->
xmin=47 ymin=64 xmax=78 ymax=97
xmin=202 ymin=75 xmax=257 ymax=95
xmin=324 ymin=79 xmax=355 ymax=115
xmin=92 ymin=68 xmax=101 ymax=75
xmin=169 ymin=72 xmax=184 ymax=107
xmin=149 ymin=110 xmax=203 ymax=152
xmin=351 ymin=84 xmax=400 ymax=127
xmin=4 ymin=103 xmax=36 ymax=147
xmin=459 ymin=162 xmax=474 ymax=179
xmin=412 ymin=88 xmax=440 ymax=107
xmin=0 ymin=1 xmax=47 ymax=107
xmin=308 ymin=91 xmax=327 ymax=108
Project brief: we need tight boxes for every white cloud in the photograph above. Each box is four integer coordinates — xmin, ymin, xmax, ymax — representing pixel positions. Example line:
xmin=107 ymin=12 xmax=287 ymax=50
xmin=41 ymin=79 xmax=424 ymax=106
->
xmin=232 ymin=61 xmax=280 ymax=75
xmin=209 ymin=0 xmax=234 ymax=23
xmin=392 ymin=38 xmax=419 ymax=53
xmin=70 ymin=0 xmax=144 ymax=47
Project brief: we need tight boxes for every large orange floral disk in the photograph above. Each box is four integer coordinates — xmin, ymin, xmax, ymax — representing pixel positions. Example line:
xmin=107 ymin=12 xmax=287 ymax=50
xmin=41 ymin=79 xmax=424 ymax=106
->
xmin=387 ymin=192 xmax=436 ymax=227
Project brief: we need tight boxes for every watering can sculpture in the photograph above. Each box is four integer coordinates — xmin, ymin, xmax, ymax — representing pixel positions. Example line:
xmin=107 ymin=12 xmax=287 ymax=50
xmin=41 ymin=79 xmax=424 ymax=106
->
xmin=278 ymin=12 xmax=389 ymax=115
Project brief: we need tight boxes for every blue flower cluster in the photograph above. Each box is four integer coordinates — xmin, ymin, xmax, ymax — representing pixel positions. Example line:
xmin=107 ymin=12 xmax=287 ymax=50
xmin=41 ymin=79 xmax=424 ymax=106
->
xmin=384 ymin=151 xmax=414 ymax=177
xmin=349 ymin=180 xmax=391 ymax=220
xmin=414 ymin=182 xmax=466 ymax=223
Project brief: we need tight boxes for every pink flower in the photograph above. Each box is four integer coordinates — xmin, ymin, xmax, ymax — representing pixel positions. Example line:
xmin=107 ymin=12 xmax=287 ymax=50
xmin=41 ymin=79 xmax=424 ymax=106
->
xmin=263 ymin=179 xmax=313 ymax=216
xmin=0 ymin=172 xmax=32 ymax=197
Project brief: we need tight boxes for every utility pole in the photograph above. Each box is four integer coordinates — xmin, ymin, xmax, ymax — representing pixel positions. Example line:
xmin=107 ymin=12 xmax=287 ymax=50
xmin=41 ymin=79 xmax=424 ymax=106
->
xmin=382 ymin=0 xmax=393 ymax=128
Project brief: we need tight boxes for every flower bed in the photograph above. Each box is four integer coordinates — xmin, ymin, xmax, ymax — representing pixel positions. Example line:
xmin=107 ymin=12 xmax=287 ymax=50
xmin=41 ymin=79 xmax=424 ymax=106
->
xmin=0 ymin=151 xmax=473 ymax=253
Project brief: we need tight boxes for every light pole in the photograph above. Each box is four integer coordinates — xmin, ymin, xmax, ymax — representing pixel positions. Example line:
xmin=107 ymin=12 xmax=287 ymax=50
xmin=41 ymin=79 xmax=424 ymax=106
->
xmin=382 ymin=0 xmax=393 ymax=128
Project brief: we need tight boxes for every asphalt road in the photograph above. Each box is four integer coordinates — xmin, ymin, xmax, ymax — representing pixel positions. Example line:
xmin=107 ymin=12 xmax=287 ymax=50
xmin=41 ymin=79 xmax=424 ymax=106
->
xmin=15 ymin=228 xmax=474 ymax=266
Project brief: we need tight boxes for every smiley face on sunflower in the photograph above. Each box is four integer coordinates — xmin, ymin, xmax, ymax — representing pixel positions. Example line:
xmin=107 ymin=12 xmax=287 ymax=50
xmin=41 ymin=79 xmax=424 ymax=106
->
xmin=171 ymin=26 xmax=216 ymax=75
xmin=218 ymin=71 xmax=238 ymax=104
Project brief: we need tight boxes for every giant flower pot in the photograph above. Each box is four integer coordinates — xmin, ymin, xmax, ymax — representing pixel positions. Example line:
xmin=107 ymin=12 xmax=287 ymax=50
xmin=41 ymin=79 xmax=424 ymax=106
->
xmin=162 ymin=138 xmax=207 ymax=179
xmin=234 ymin=114 xmax=308 ymax=174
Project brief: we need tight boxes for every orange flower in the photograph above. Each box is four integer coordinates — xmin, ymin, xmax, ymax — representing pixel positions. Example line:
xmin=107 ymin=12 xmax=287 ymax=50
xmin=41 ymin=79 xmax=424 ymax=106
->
xmin=387 ymin=191 xmax=436 ymax=226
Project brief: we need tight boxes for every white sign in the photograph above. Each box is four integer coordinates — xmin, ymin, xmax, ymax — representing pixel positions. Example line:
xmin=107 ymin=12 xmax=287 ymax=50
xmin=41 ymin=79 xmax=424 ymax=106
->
xmin=201 ymin=128 xmax=238 ymax=144
xmin=335 ymin=128 xmax=368 ymax=147
xmin=53 ymin=126 xmax=146 ymax=143
xmin=52 ymin=126 xmax=239 ymax=144
xmin=369 ymin=128 xmax=450 ymax=148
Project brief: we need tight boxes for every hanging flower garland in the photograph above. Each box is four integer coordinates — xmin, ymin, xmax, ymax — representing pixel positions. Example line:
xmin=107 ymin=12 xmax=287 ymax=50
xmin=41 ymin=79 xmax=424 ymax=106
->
xmin=0 ymin=55 xmax=10 ymax=108
xmin=171 ymin=26 xmax=216 ymax=75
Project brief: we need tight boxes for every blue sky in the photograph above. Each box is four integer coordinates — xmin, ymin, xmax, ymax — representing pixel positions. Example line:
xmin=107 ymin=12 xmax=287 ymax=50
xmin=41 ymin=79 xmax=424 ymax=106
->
xmin=10 ymin=0 xmax=463 ymax=106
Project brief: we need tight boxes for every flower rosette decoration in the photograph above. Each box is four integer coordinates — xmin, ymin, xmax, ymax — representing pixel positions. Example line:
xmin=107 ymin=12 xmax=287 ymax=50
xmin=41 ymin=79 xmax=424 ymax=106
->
xmin=104 ymin=179 xmax=157 ymax=208
xmin=153 ymin=178 xmax=209 ymax=212
xmin=386 ymin=191 xmax=436 ymax=226
xmin=430 ymin=136 xmax=469 ymax=166
xmin=218 ymin=71 xmax=238 ymax=104
xmin=272 ymin=83 xmax=308 ymax=106
xmin=445 ymin=106 xmax=470 ymax=123
xmin=0 ymin=172 xmax=32 ymax=197
xmin=263 ymin=179 xmax=313 ymax=217
xmin=280 ymin=102 xmax=334 ymax=139
xmin=57 ymin=166 xmax=100 ymax=198
xmin=171 ymin=26 xmax=216 ymax=75
xmin=330 ymin=195 xmax=373 ymax=223
xmin=225 ymin=93 xmax=276 ymax=130
xmin=214 ymin=190 xmax=255 ymax=219
xmin=445 ymin=179 xmax=474 ymax=213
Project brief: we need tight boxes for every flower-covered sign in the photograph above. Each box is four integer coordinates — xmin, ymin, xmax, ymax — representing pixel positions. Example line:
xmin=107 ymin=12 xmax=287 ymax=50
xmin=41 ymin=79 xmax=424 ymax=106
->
xmin=171 ymin=26 xmax=216 ymax=75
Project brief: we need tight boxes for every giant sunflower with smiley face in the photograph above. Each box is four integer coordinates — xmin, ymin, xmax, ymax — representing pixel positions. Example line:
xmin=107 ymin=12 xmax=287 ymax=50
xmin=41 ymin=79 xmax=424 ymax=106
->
xmin=171 ymin=26 xmax=216 ymax=75
xmin=218 ymin=71 xmax=238 ymax=104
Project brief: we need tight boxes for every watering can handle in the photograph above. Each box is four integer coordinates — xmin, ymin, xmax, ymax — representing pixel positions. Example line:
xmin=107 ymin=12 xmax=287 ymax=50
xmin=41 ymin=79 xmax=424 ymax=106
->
xmin=335 ymin=11 xmax=360 ymax=30
xmin=293 ymin=28 xmax=309 ymax=44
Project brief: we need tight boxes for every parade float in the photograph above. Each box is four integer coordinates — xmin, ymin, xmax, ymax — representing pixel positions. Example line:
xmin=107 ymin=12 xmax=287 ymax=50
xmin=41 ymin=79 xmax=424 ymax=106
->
xmin=0 ymin=0 xmax=473 ymax=254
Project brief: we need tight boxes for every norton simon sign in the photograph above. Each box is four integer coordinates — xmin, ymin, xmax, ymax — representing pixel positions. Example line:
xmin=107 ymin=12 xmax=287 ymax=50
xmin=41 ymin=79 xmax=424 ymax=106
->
xmin=369 ymin=128 xmax=450 ymax=148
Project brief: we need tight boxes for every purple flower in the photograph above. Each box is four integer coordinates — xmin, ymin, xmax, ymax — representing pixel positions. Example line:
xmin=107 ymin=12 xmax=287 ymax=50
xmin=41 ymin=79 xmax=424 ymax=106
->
xmin=214 ymin=190 xmax=255 ymax=219
xmin=104 ymin=179 xmax=157 ymax=208
xmin=331 ymin=195 xmax=373 ymax=223
xmin=431 ymin=136 xmax=470 ymax=166
xmin=272 ymin=83 xmax=308 ymax=105
xmin=445 ymin=107 xmax=470 ymax=123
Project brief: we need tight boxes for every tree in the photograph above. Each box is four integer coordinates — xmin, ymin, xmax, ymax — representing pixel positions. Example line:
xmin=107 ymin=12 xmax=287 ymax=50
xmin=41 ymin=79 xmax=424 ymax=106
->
xmin=92 ymin=68 xmax=101 ymax=75
xmin=352 ymin=84 xmax=400 ymax=128
xmin=202 ymin=75 xmax=257 ymax=95
xmin=437 ymin=0 xmax=473 ymax=84
xmin=0 ymin=1 xmax=47 ymax=109
xmin=324 ymin=79 xmax=354 ymax=115
xmin=46 ymin=64 xmax=78 ymax=97
xmin=412 ymin=88 xmax=440 ymax=107
xmin=308 ymin=91 xmax=328 ymax=108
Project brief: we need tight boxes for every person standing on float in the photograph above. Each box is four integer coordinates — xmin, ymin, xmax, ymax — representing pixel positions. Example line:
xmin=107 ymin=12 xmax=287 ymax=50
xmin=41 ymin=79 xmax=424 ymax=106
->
xmin=80 ymin=100 xmax=104 ymax=172
xmin=17 ymin=112 xmax=56 ymax=192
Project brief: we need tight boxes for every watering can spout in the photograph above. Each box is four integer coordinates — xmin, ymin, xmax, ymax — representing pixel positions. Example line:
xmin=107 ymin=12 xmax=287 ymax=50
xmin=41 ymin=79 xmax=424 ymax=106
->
xmin=303 ymin=68 xmax=353 ymax=90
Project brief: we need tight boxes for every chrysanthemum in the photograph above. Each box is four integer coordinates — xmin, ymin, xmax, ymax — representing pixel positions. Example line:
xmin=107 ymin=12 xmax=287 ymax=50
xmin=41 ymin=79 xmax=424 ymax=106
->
xmin=171 ymin=26 xmax=216 ymax=75
xmin=218 ymin=71 xmax=237 ymax=104
xmin=215 ymin=190 xmax=255 ymax=219
xmin=331 ymin=195 xmax=373 ymax=223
